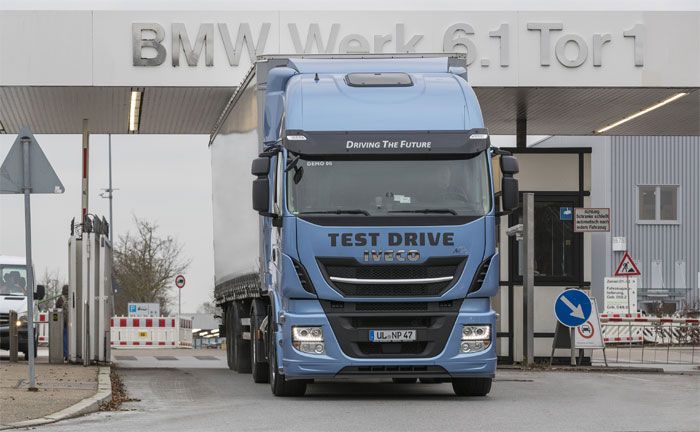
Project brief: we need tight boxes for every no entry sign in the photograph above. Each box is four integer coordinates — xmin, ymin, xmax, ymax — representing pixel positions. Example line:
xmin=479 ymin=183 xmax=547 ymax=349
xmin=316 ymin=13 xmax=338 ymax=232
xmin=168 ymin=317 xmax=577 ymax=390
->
xmin=175 ymin=274 xmax=186 ymax=289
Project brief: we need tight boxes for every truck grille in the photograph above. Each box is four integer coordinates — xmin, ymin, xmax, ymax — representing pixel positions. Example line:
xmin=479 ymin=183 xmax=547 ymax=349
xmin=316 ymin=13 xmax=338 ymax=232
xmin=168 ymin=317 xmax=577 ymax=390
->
xmin=320 ymin=300 xmax=462 ymax=359
xmin=318 ymin=256 xmax=466 ymax=297
xmin=0 ymin=313 xmax=8 ymax=325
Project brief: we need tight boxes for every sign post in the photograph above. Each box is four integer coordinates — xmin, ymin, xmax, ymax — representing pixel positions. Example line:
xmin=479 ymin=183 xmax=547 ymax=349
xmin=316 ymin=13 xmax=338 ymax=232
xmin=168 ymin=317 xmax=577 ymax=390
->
xmin=614 ymin=251 xmax=641 ymax=360
xmin=551 ymin=289 xmax=593 ymax=366
xmin=175 ymin=274 xmax=186 ymax=328
xmin=1 ymin=127 xmax=65 ymax=391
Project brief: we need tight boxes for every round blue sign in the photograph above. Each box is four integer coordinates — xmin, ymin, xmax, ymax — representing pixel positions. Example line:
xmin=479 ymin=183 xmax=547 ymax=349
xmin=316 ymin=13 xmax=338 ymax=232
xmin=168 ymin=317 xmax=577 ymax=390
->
xmin=554 ymin=289 xmax=592 ymax=328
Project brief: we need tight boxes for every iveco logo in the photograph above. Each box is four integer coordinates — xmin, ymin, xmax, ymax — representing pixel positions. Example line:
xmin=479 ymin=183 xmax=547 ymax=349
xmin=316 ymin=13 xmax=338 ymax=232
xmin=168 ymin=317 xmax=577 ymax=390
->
xmin=363 ymin=250 xmax=420 ymax=263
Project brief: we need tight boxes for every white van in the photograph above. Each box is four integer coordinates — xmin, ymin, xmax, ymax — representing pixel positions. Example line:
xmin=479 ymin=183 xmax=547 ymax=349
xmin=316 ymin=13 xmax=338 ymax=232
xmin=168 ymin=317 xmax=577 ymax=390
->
xmin=0 ymin=255 xmax=44 ymax=359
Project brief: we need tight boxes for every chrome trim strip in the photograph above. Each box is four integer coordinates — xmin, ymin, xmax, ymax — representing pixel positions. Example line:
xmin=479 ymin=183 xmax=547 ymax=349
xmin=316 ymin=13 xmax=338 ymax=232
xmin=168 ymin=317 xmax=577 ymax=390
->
xmin=328 ymin=276 xmax=453 ymax=285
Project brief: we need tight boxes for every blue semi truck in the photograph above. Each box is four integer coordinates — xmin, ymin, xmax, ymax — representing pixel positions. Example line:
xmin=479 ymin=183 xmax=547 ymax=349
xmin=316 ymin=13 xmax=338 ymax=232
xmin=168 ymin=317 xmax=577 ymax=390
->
xmin=211 ymin=55 xmax=519 ymax=397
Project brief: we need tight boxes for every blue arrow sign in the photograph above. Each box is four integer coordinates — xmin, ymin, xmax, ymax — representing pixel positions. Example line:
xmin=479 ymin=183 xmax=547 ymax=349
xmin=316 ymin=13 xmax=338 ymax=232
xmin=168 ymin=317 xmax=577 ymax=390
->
xmin=554 ymin=289 xmax=592 ymax=327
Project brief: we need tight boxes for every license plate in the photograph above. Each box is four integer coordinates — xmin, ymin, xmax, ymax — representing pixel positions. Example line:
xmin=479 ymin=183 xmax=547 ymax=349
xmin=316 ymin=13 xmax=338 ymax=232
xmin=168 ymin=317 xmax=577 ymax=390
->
xmin=369 ymin=329 xmax=416 ymax=343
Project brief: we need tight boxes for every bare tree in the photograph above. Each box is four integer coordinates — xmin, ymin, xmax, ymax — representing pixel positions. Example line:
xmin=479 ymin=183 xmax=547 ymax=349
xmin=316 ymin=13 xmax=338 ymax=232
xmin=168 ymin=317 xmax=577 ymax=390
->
xmin=37 ymin=268 xmax=65 ymax=311
xmin=197 ymin=301 xmax=221 ymax=316
xmin=113 ymin=216 xmax=190 ymax=316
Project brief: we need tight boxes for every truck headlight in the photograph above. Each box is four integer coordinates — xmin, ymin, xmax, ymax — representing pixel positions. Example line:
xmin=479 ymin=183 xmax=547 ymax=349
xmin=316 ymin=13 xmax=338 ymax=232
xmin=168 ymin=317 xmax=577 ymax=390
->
xmin=461 ymin=325 xmax=491 ymax=353
xmin=292 ymin=326 xmax=325 ymax=355
xmin=16 ymin=315 xmax=27 ymax=327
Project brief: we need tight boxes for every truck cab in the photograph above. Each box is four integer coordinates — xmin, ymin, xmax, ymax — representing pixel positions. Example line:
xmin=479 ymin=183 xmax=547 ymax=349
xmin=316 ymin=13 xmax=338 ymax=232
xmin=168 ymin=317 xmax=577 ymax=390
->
xmin=211 ymin=55 xmax=519 ymax=397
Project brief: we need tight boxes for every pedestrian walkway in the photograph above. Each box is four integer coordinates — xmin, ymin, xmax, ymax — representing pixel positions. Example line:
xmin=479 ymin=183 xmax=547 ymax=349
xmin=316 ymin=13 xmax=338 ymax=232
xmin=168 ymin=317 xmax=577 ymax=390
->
xmin=0 ymin=361 xmax=99 ymax=426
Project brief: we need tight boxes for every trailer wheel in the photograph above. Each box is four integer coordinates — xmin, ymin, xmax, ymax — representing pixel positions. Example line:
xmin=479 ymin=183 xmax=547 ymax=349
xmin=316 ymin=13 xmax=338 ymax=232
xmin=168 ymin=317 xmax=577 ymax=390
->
xmin=451 ymin=378 xmax=492 ymax=397
xmin=226 ymin=304 xmax=237 ymax=371
xmin=233 ymin=302 xmax=251 ymax=373
xmin=269 ymin=315 xmax=306 ymax=397
xmin=250 ymin=300 xmax=269 ymax=383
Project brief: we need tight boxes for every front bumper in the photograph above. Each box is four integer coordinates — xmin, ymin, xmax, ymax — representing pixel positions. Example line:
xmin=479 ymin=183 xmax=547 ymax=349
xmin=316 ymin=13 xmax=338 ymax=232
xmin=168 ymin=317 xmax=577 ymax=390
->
xmin=276 ymin=298 xmax=496 ymax=380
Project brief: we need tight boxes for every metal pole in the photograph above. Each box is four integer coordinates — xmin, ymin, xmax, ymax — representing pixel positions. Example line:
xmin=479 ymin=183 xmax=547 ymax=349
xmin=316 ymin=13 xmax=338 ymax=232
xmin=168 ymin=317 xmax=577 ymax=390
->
xmin=570 ymin=327 xmax=576 ymax=366
xmin=523 ymin=193 xmax=535 ymax=365
xmin=22 ymin=138 xmax=37 ymax=391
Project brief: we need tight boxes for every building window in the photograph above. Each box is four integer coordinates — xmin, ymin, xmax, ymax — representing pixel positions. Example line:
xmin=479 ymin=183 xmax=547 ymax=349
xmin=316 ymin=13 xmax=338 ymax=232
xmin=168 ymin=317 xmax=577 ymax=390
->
xmin=509 ymin=194 xmax=581 ymax=284
xmin=638 ymin=185 xmax=679 ymax=223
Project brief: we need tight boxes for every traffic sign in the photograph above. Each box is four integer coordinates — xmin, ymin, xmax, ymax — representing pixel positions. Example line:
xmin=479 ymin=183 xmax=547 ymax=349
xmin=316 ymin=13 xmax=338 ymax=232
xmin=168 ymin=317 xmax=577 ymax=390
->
xmin=0 ymin=127 xmax=65 ymax=194
xmin=614 ymin=251 xmax=641 ymax=276
xmin=554 ymin=289 xmax=592 ymax=328
xmin=175 ymin=274 xmax=186 ymax=289
xmin=575 ymin=299 xmax=604 ymax=349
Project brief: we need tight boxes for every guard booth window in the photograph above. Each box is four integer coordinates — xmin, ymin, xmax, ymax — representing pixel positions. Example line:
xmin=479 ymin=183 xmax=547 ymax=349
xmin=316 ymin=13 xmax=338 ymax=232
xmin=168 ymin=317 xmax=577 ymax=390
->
xmin=509 ymin=194 xmax=581 ymax=284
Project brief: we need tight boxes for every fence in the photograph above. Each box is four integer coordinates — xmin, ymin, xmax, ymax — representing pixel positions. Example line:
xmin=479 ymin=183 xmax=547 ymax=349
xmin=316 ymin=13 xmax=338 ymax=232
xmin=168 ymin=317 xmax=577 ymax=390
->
xmin=110 ymin=316 xmax=193 ymax=348
xmin=598 ymin=313 xmax=700 ymax=365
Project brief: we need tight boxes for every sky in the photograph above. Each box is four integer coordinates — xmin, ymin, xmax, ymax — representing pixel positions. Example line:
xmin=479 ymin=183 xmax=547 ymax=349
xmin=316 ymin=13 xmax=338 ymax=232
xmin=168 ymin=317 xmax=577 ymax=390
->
xmin=0 ymin=134 xmax=214 ymax=313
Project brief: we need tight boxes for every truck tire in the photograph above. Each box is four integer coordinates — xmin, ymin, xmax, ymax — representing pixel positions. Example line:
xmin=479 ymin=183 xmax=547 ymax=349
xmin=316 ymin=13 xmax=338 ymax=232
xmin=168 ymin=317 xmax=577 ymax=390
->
xmin=226 ymin=304 xmax=237 ymax=371
xmin=269 ymin=315 xmax=306 ymax=397
xmin=233 ymin=302 xmax=251 ymax=374
xmin=451 ymin=378 xmax=492 ymax=397
xmin=250 ymin=300 xmax=269 ymax=383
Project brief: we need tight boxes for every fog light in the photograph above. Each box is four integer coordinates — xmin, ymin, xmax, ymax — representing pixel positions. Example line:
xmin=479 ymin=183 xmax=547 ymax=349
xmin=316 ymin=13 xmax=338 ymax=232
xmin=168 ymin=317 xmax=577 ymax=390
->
xmin=292 ymin=326 xmax=325 ymax=355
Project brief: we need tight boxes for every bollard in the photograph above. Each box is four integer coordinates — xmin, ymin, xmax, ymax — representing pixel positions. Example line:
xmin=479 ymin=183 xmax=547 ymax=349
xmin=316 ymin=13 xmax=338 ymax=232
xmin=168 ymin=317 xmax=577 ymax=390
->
xmin=49 ymin=309 xmax=65 ymax=364
xmin=9 ymin=310 xmax=19 ymax=362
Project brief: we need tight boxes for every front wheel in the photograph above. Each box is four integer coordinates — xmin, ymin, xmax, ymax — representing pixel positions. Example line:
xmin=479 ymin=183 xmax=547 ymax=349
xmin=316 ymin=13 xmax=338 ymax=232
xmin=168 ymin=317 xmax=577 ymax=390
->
xmin=269 ymin=324 xmax=306 ymax=397
xmin=451 ymin=378 xmax=492 ymax=396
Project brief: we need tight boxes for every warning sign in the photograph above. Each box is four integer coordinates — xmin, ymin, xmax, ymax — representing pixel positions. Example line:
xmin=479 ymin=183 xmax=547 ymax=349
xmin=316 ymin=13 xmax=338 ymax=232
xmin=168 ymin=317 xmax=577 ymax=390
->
xmin=575 ymin=299 xmax=604 ymax=349
xmin=614 ymin=251 xmax=641 ymax=276
xmin=604 ymin=277 xmax=638 ymax=313
xmin=574 ymin=208 xmax=610 ymax=232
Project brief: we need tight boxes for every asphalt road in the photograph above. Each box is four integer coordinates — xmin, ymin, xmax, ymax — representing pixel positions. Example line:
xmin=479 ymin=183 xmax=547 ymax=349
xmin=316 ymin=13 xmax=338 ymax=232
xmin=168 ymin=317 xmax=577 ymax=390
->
xmin=33 ymin=351 xmax=700 ymax=432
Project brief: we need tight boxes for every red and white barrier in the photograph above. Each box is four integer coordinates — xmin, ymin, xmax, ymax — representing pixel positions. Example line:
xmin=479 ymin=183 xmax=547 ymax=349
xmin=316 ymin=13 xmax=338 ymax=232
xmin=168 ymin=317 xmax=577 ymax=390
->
xmin=36 ymin=312 xmax=48 ymax=346
xmin=600 ymin=314 xmax=700 ymax=345
xmin=110 ymin=316 xmax=193 ymax=348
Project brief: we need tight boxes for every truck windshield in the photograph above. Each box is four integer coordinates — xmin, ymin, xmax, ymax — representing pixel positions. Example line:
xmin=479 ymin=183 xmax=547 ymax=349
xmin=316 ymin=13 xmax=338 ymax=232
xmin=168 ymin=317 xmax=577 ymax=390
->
xmin=0 ymin=266 xmax=28 ymax=295
xmin=287 ymin=152 xmax=491 ymax=217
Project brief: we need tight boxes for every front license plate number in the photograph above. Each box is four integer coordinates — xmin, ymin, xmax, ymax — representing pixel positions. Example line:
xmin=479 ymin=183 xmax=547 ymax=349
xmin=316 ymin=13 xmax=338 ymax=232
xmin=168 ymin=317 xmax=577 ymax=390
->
xmin=369 ymin=330 xmax=416 ymax=342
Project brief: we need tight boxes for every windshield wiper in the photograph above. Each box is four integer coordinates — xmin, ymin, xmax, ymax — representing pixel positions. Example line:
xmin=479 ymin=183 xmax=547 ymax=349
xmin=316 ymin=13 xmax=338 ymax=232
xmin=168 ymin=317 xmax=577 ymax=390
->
xmin=388 ymin=208 xmax=458 ymax=215
xmin=299 ymin=209 xmax=370 ymax=216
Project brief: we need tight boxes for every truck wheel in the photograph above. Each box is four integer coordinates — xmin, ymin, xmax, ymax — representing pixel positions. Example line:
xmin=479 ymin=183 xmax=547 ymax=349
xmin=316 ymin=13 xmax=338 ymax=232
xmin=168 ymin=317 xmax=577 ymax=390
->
xmin=234 ymin=302 xmax=252 ymax=373
xmin=269 ymin=324 xmax=306 ymax=397
xmin=250 ymin=300 xmax=269 ymax=383
xmin=452 ymin=378 xmax=492 ymax=396
xmin=226 ymin=304 xmax=237 ymax=371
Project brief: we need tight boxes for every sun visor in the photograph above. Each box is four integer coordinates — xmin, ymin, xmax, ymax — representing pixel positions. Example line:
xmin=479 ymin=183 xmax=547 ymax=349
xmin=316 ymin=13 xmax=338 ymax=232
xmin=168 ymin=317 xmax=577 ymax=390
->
xmin=283 ymin=129 xmax=490 ymax=157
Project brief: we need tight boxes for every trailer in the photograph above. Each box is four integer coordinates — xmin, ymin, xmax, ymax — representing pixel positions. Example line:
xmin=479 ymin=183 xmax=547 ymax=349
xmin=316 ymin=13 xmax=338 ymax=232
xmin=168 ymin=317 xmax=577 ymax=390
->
xmin=211 ymin=54 xmax=519 ymax=396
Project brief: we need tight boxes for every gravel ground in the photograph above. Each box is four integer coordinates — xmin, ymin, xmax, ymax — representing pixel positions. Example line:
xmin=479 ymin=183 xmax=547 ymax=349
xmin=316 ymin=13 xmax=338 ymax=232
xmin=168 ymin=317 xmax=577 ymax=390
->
xmin=0 ymin=361 xmax=98 ymax=425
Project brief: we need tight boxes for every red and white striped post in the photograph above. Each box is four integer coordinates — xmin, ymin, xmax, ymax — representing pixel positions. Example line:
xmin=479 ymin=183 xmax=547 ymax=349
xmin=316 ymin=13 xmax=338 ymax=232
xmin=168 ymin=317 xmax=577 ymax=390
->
xmin=81 ymin=119 xmax=89 ymax=225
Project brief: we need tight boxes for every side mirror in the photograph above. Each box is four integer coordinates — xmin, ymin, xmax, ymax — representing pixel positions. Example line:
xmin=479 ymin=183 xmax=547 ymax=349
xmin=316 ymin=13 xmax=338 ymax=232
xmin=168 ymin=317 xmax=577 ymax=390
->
xmin=34 ymin=284 xmax=46 ymax=300
xmin=501 ymin=177 xmax=519 ymax=212
xmin=500 ymin=155 xmax=519 ymax=175
xmin=251 ymin=157 xmax=270 ymax=176
xmin=252 ymin=178 xmax=270 ymax=213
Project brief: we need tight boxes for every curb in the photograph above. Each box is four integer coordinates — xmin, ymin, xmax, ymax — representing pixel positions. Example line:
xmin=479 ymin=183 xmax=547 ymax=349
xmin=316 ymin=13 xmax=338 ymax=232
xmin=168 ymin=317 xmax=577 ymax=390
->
xmin=0 ymin=366 xmax=112 ymax=430
xmin=499 ymin=364 xmax=666 ymax=373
